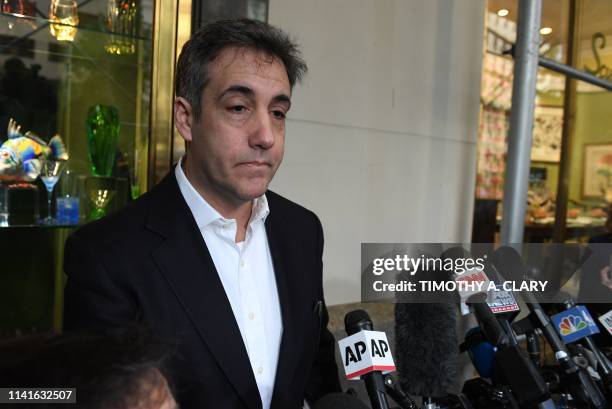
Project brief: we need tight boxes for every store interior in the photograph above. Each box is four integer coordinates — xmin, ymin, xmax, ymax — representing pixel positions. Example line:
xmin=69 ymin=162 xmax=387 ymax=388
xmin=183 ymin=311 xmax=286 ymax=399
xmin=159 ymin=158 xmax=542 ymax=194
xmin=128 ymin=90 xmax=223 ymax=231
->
xmin=475 ymin=0 xmax=612 ymax=243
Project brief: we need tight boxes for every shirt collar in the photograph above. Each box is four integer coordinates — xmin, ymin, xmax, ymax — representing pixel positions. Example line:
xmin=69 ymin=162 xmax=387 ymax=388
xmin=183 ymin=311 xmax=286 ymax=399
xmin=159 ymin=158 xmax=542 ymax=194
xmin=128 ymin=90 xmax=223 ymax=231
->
xmin=175 ymin=157 xmax=269 ymax=230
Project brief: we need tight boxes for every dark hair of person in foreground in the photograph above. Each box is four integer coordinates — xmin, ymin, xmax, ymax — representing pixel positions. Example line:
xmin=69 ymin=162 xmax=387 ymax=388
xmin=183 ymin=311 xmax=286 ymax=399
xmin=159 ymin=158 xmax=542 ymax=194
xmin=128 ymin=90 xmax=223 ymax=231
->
xmin=0 ymin=328 xmax=177 ymax=409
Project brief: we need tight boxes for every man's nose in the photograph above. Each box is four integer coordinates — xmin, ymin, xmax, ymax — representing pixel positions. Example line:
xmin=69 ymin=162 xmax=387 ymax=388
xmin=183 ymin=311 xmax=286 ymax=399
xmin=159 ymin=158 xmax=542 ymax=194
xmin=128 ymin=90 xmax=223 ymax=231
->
xmin=249 ymin=110 xmax=275 ymax=150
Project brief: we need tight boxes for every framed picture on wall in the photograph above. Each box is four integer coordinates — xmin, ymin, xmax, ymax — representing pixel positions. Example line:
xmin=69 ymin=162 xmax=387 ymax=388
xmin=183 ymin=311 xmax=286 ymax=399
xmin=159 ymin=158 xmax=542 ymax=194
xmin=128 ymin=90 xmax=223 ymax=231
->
xmin=531 ymin=106 xmax=563 ymax=162
xmin=582 ymin=143 xmax=612 ymax=198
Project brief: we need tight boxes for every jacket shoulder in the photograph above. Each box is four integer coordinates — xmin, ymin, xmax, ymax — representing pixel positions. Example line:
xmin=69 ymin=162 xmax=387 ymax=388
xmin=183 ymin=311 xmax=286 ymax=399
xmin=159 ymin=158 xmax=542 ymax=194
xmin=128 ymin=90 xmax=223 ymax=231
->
xmin=266 ymin=190 xmax=320 ymax=223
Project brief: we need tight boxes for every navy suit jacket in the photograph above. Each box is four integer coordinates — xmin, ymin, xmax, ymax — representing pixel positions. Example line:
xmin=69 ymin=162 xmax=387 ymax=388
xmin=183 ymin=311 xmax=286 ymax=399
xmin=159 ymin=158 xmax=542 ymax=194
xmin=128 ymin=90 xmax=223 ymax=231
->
xmin=63 ymin=171 xmax=341 ymax=408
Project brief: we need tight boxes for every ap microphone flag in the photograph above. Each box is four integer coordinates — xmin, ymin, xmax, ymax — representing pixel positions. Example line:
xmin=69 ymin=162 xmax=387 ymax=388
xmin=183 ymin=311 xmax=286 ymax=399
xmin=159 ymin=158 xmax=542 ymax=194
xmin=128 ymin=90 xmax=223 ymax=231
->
xmin=338 ymin=330 xmax=396 ymax=379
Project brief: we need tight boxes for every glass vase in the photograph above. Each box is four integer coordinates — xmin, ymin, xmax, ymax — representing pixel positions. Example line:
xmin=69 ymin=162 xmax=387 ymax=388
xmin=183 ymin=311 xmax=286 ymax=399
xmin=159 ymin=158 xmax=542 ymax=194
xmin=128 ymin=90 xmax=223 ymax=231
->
xmin=49 ymin=0 xmax=79 ymax=42
xmin=85 ymin=176 xmax=116 ymax=220
xmin=86 ymin=105 xmax=120 ymax=177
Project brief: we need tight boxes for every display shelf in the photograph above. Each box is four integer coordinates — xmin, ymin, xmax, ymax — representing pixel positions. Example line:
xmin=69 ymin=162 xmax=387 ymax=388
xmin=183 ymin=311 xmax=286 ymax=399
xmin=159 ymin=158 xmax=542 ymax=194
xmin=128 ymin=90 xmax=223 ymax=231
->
xmin=0 ymin=223 xmax=79 ymax=229
xmin=0 ymin=0 xmax=157 ymax=334
xmin=0 ymin=10 xmax=150 ymax=41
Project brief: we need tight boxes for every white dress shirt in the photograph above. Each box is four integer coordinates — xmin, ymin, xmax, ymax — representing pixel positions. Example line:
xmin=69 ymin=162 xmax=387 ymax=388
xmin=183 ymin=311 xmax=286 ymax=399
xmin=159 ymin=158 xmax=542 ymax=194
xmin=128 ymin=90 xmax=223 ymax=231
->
xmin=175 ymin=158 xmax=283 ymax=409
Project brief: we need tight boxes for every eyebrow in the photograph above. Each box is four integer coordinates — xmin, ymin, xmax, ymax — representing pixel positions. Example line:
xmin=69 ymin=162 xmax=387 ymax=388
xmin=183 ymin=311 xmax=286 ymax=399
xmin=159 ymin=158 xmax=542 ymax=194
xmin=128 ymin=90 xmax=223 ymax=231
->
xmin=218 ymin=85 xmax=291 ymax=108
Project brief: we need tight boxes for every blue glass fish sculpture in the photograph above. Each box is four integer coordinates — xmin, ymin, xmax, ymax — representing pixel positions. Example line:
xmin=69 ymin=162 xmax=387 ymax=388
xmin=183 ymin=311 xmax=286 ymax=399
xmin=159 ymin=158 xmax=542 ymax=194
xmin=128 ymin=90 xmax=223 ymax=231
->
xmin=0 ymin=119 xmax=68 ymax=181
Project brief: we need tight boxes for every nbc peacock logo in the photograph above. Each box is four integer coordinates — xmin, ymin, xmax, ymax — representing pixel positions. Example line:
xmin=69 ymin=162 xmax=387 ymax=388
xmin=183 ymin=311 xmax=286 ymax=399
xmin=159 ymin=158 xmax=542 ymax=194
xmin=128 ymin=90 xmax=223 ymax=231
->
xmin=558 ymin=315 xmax=588 ymax=335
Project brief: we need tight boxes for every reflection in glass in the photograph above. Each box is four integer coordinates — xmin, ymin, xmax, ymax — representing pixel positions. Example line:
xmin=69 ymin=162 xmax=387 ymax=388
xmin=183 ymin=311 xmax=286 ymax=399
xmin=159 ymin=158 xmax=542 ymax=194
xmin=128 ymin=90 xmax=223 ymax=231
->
xmin=105 ymin=0 xmax=138 ymax=55
xmin=0 ymin=184 xmax=8 ymax=226
xmin=2 ymin=0 xmax=36 ymax=29
xmin=49 ymin=0 xmax=79 ymax=42
xmin=128 ymin=150 xmax=140 ymax=199
xmin=2 ymin=0 xmax=34 ymax=15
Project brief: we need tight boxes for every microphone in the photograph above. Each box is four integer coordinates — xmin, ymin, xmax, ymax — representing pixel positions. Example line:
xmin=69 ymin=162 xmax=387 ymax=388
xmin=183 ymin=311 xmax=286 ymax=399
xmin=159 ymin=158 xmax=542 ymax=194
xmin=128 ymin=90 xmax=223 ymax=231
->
xmin=461 ymin=327 xmax=496 ymax=379
xmin=466 ymin=293 xmax=551 ymax=407
xmin=383 ymin=373 xmax=419 ymax=409
xmin=312 ymin=393 xmax=370 ymax=409
xmin=467 ymin=293 xmax=510 ymax=346
xmin=485 ymin=284 xmax=520 ymax=317
xmin=526 ymin=330 xmax=542 ymax=368
xmin=394 ymin=243 xmax=472 ymax=402
xmin=553 ymin=300 xmax=612 ymax=393
xmin=492 ymin=246 xmax=608 ymax=409
xmin=395 ymin=302 xmax=459 ymax=398
xmin=342 ymin=310 xmax=392 ymax=409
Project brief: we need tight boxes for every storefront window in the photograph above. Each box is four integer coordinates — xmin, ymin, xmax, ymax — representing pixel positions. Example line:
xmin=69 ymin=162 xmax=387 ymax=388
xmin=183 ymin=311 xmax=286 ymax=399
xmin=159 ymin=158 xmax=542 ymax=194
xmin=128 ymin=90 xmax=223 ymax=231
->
xmin=568 ymin=0 xmax=612 ymax=235
xmin=474 ymin=0 xmax=612 ymax=244
xmin=193 ymin=0 xmax=268 ymax=28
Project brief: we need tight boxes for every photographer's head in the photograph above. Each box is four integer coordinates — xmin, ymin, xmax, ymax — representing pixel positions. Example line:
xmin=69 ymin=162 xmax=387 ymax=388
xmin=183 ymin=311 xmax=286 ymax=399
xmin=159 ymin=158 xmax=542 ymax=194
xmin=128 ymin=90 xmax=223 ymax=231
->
xmin=0 ymin=330 xmax=176 ymax=409
xmin=174 ymin=19 xmax=307 ymax=212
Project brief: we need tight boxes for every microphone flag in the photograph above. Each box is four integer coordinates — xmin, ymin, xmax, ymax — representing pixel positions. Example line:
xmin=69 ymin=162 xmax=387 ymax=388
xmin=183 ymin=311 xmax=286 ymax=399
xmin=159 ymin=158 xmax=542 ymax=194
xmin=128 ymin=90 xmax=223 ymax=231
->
xmin=338 ymin=330 xmax=396 ymax=380
xmin=551 ymin=306 xmax=600 ymax=344
xmin=598 ymin=309 xmax=612 ymax=336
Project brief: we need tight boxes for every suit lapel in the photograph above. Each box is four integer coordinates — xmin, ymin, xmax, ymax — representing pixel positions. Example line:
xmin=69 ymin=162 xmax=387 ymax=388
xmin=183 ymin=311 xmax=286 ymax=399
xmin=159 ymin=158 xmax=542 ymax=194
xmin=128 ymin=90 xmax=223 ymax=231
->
xmin=266 ymin=207 xmax=302 ymax=408
xmin=146 ymin=173 xmax=262 ymax=409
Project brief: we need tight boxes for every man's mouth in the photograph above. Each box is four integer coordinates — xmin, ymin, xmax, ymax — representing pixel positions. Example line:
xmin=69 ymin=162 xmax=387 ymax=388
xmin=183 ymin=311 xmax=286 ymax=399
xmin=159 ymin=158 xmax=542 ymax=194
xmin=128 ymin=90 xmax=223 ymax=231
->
xmin=238 ymin=161 xmax=270 ymax=168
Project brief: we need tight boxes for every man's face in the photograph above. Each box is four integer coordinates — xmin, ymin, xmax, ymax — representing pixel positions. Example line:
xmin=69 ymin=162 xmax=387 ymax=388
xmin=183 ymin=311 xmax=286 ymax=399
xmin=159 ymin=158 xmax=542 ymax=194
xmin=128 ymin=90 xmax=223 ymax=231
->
xmin=178 ymin=47 xmax=291 ymax=206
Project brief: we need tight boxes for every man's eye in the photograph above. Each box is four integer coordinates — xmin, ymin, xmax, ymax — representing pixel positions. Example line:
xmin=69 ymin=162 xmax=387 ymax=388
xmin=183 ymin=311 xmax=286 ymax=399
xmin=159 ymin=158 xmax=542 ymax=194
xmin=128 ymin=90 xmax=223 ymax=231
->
xmin=229 ymin=105 xmax=247 ymax=113
xmin=272 ymin=110 xmax=286 ymax=120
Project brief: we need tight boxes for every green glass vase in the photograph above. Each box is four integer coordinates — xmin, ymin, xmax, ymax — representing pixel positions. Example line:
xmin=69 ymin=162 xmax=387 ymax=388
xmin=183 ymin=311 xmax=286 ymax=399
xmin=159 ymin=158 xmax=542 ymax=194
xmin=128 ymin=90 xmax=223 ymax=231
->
xmin=86 ymin=105 xmax=120 ymax=177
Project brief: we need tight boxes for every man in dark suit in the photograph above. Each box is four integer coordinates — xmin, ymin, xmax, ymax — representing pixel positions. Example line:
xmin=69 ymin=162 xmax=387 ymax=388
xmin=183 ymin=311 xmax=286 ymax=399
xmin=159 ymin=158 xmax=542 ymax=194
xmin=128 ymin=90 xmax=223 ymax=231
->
xmin=63 ymin=19 xmax=341 ymax=409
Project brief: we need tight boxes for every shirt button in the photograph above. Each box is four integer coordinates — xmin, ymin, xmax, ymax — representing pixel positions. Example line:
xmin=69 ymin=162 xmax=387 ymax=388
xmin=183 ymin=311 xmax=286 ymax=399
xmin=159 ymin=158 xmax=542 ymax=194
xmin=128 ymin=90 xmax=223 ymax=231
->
xmin=248 ymin=312 xmax=255 ymax=320
xmin=257 ymin=367 xmax=263 ymax=375
xmin=240 ymin=260 xmax=245 ymax=268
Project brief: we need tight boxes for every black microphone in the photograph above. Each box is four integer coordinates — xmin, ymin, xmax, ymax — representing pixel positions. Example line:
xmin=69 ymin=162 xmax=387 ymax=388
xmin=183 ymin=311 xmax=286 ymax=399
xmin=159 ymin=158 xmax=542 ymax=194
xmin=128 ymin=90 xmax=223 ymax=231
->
xmin=526 ymin=330 xmax=542 ymax=368
xmin=466 ymin=293 xmax=551 ymax=407
xmin=468 ymin=293 xmax=510 ymax=346
xmin=395 ymin=246 xmax=476 ymax=401
xmin=492 ymin=246 xmax=608 ymax=409
xmin=395 ymin=302 xmax=459 ymax=398
xmin=383 ymin=373 xmax=419 ymax=409
xmin=562 ymin=299 xmax=612 ymax=394
xmin=312 ymin=393 xmax=370 ymax=409
xmin=344 ymin=310 xmax=391 ymax=409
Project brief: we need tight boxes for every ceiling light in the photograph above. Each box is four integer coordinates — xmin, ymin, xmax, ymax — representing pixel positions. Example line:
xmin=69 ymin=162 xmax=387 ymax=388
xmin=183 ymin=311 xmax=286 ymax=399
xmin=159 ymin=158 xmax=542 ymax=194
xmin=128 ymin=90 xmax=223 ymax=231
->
xmin=540 ymin=27 xmax=553 ymax=35
xmin=497 ymin=9 xmax=509 ymax=17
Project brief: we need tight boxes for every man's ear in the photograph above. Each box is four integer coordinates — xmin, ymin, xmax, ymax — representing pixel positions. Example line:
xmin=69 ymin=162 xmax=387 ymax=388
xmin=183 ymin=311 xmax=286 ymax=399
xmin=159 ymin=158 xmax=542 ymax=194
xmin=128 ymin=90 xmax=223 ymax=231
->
xmin=174 ymin=97 xmax=194 ymax=142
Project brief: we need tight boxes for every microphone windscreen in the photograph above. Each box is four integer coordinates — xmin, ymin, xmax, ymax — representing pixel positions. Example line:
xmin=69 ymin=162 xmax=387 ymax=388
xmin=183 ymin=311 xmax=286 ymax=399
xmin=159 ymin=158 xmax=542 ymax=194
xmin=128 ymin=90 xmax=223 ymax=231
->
xmin=491 ymin=246 xmax=527 ymax=281
xmin=395 ymin=302 xmax=459 ymax=397
xmin=312 ymin=393 xmax=370 ymax=409
xmin=345 ymin=309 xmax=373 ymax=335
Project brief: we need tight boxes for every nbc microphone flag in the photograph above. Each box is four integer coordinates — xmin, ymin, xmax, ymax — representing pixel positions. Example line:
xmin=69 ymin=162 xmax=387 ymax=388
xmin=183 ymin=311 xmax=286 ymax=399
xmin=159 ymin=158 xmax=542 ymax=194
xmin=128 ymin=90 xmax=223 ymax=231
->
xmin=551 ymin=306 xmax=600 ymax=344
